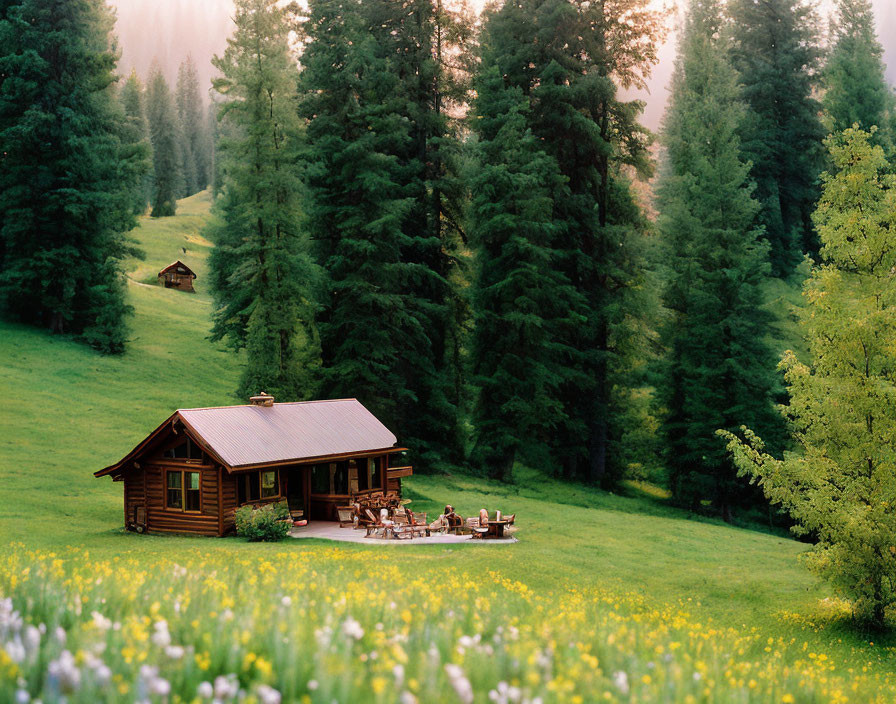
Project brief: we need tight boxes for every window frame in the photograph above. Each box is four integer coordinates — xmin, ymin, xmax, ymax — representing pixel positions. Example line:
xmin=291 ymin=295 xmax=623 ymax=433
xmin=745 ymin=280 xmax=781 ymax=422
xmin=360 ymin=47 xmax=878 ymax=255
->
xmin=165 ymin=469 xmax=202 ymax=513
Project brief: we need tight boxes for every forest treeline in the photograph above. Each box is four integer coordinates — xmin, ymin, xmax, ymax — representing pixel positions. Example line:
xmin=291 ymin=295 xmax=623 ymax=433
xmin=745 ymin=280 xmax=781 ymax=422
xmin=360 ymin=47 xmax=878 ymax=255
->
xmin=1 ymin=0 xmax=895 ymax=522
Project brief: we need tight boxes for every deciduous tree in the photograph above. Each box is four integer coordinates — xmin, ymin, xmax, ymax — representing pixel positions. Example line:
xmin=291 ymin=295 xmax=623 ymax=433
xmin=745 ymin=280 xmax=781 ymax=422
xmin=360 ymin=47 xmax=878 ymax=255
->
xmin=721 ymin=128 xmax=896 ymax=627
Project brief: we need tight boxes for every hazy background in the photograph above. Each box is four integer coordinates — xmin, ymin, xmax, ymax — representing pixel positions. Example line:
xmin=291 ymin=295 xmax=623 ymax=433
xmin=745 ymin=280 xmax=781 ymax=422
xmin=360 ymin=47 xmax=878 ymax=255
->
xmin=108 ymin=0 xmax=896 ymax=130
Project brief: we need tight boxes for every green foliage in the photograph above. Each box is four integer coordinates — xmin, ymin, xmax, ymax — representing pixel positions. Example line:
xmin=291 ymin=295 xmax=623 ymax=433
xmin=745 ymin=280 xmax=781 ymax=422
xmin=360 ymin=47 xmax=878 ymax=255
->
xmin=208 ymin=0 xmax=317 ymax=401
xmin=176 ymin=55 xmax=209 ymax=196
xmin=656 ymin=0 xmax=783 ymax=518
xmin=234 ymin=502 xmax=291 ymax=541
xmin=0 ymin=0 xmax=140 ymax=353
xmin=146 ymin=66 xmax=182 ymax=218
xmin=823 ymin=0 xmax=892 ymax=152
xmin=298 ymin=0 xmax=470 ymax=470
xmin=728 ymin=0 xmax=825 ymax=273
xmin=473 ymin=0 xmax=665 ymax=486
xmin=118 ymin=71 xmax=153 ymax=216
xmin=721 ymin=128 xmax=896 ymax=628
xmin=467 ymin=65 xmax=577 ymax=481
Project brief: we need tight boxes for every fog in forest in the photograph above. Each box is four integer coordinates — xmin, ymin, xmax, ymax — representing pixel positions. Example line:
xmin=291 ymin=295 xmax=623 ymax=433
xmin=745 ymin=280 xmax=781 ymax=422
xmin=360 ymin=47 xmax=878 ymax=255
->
xmin=109 ymin=0 xmax=896 ymax=128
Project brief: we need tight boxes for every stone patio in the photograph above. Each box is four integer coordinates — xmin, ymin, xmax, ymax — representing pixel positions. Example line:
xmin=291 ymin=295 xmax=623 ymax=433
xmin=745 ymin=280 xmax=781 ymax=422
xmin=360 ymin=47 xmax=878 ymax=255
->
xmin=289 ymin=522 xmax=517 ymax=545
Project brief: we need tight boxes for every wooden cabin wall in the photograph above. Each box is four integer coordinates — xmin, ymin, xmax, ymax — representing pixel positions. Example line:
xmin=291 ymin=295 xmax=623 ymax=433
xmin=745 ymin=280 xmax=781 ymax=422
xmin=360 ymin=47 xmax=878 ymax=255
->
xmin=122 ymin=466 xmax=145 ymax=528
xmin=220 ymin=469 xmax=239 ymax=535
xmin=143 ymin=462 xmax=220 ymax=536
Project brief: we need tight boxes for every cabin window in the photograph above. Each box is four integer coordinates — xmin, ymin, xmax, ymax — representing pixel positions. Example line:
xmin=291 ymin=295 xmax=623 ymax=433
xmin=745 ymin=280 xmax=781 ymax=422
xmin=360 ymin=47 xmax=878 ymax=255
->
xmin=333 ymin=462 xmax=348 ymax=495
xmin=237 ymin=471 xmax=278 ymax=504
xmin=310 ymin=462 xmax=348 ymax=495
xmin=163 ymin=437 xmax=203 ymax=461
xmin=355 ymin=459 xmax=368 ymax=492
xmin=260 ymin=471 xmax=279 ymax=499
xmin=166 ymin=470 xmax=201 ymax=512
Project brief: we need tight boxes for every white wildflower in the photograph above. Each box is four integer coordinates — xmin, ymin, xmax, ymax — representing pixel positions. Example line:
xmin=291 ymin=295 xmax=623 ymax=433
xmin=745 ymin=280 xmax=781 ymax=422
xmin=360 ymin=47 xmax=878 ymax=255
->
xmin=341 ymin=617 xmax=364 ymax=640
xmin=280 ymin=595 xmax=292 ymax=607
xmin=444 ymin=664 xmax=474 ymax=704
xmin=14 ymin=689 xmax=30 ymax=704
xmin=151 ymin=620 xmax=171 ymax=648
xmin=47 ymin=651 xmax=81 ymax=694
xmin=165 ymin=645 xmax=185 ymax=660
xmin=23 ymin=625 xmax=40 ymax=655
xmin=197 ymin=681 xmax=214 ymax=699
xmin=400 ymin=692 xmax=418 ymax=704
xmin=612 ymin=671 xmax=629 ymax=694
xmin=308 ymin=679 xmax=319 ymax=691
xmin=256 ymin=684 xmax=282 ymax=704
xmin=91 ymin=611 xmax=112 ymax=631
xmin=393 ymin=664 xmax=405 ymax=686
xmin=214 ymin=674 xmax=239 ymax=700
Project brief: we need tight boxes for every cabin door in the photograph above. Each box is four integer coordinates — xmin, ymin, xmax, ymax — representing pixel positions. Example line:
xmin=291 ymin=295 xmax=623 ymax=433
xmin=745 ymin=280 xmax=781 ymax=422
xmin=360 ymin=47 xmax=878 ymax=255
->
xmin=285 ymin=467 xmax=310 ymax=520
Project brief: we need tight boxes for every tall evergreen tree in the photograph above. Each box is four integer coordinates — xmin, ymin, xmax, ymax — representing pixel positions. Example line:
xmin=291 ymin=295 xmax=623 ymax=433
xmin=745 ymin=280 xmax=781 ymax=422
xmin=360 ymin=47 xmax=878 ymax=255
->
xmin=657 ymin=0 xmax=782 ymax=518
xmin=176 ymin=55 xmax=206 ymax=196
xmin=721 ymin=128 xmax=896 ymax=627
xmin=118 ymin=70 xmax=153 ymax=215
xmin=146 ymin=64 xmax=181 ymax=217
xmin=208 ymin=0 xmax=315 ymax=400
xmin=0 ymin=0 xmax=140 ymax=352
xmin=728 ymin=0 xmax=825 ymax=274
xmin=477 ymin=0 xmax=665 ymax=485
xmin=467 ymin=66 xmax=578 ymax=481
xmin=823 ymin=0 xmax=892 ymax=149
xmin=298 ymin=0 xmax=472 ymax=469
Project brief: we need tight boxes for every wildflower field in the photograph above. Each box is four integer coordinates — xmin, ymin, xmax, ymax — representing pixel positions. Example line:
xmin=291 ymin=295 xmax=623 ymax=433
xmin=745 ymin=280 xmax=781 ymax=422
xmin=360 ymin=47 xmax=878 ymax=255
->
xmin=2 ymin=544 xmax=895 ymax=704
xmin=2 ymin=194 xmax=896 ymax=703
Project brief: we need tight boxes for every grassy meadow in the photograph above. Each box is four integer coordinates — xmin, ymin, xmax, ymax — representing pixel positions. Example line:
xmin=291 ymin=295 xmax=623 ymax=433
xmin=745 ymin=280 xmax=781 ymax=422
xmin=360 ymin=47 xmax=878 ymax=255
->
xmin=1 ymin=194 xmax=895 ymax=703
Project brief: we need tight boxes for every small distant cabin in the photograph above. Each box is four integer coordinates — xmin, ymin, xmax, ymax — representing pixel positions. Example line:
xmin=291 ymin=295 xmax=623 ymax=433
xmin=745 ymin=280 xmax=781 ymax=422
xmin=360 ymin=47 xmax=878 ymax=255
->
xmin=94 ymin=395 xmax=413 ymax=537
xmin=158 ymin=260 xmax=196 ymax=292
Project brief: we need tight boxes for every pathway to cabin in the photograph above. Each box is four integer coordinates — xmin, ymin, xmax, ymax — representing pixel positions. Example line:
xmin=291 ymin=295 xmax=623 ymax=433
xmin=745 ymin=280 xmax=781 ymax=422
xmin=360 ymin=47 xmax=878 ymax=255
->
xmin=289 ymin=522 xmax=517 ymax=544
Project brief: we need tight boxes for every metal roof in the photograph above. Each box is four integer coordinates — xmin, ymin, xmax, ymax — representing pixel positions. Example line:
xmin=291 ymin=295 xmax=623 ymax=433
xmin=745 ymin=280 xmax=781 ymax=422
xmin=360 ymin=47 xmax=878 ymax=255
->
xmin=158 ymin=260 xmax=197 ymax=278
xmin=177 ymin=399 xmax=397 ymax=468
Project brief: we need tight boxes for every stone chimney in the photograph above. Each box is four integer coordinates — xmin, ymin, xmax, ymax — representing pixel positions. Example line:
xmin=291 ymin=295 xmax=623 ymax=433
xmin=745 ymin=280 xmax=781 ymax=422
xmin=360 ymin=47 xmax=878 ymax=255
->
xmin=249 ymin=392 xmax=274 ymax=407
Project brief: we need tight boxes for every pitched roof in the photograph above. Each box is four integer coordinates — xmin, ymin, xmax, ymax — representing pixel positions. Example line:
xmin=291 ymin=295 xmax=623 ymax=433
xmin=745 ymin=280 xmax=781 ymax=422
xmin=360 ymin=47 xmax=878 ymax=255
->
xmin=96 ymin=399 xmax=400 ymax=476
xmin=158 ymin=260 xmax=197 ymax=278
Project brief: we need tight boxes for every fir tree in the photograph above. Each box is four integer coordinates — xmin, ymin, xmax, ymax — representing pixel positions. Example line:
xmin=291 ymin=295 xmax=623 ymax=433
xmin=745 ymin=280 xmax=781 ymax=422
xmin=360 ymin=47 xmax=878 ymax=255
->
xmin=118 ymin=70 xmax=153 ymax=215
xmin=0 ymin=0 xmax=140 ymax=353
xmin=721 ymin=128 xmax=896 ymax=627
xmin=176 ymin=55 xmax=206 ymax=196
xmin=208 ymin=0 xmax=316 ymax=400
xmin=468 ymin=66 xmax=578 ymax=481
xmin=298 ymin=0 xmax=472 ymax=469
xmin=146 ymin=65 xmax=181 ymax=217
xmin=728 ymin=0 xmax=826 ymax=273
xmin=823 ymin=0 xmax=892 ymax=149
xmin=657 ymin=0 xmax=782 ymax=518
xmin=478 ymin=0 xmax=665 ymax=485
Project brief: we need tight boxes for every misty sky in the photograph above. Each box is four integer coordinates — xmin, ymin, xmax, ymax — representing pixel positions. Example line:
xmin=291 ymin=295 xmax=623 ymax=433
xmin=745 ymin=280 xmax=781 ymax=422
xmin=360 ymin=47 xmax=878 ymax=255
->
xmin=108 ymin=0 xmax=896 ymax=130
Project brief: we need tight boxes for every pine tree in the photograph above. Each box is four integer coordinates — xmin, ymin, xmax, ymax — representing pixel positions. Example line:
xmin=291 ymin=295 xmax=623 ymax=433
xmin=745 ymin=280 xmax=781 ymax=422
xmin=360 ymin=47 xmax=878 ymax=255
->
xmin=728 ymin=0 xmax=826 ymax=274
xmin=146 ymin=65 xmax=181 ymax=217
xmin=823 ymin=0 xmax=892 ymax=149
xmin=0 ymin=0 xmax=140 ymax=353
xmin=298 ymin=0 xmax=472 ymax=469
xmin=208 ymin=0 xmax=315 ymax=400
xmin=477 ymin=0 xmax=665 ymax=485
xmin=657 ymin=0 xmax=783 ymax=518
xmin=468 ymin=65 xmax=578 ymax=481
xmin=118 ymin=70 xmax=153 ymax=215
xmin=176 ymin=55 xmax=206 ymax=196
xmin=299 ymin=0 xmax=425 ymax=435
xmin=721 ymin=128 xmax=896 ymax=627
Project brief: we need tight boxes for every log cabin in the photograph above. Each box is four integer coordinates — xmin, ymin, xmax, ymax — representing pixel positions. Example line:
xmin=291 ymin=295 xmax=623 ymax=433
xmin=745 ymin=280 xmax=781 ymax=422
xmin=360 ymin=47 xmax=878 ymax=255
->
xmin=94 ymin=394 xmax=413 ymax=537
xmin=157 ymin=260 xmax=197 ymax=292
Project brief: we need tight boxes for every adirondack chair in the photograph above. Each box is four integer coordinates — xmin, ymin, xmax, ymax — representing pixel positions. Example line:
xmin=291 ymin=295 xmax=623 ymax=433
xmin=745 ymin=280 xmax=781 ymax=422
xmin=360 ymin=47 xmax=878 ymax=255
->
xmin=465 ymin=516 xmax=489 ymax=539
xmin=395 ymin=508 xmax=428 ymax=538
xmin=363 ymin=508 xmax=393 ymax=538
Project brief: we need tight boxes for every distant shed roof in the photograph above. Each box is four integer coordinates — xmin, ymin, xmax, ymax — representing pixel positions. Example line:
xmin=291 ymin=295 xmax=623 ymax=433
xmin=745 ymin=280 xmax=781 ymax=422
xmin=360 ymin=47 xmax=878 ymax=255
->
xmin=158 ymin=260 xmax=196 ymax=278
xmin=96 ymin=399 xmax=400 ymax=476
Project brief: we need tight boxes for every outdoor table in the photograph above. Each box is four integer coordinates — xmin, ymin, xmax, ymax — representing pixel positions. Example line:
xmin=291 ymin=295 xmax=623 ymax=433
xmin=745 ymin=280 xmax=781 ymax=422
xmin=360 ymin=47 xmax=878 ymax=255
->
xmin=487 ymin=520 xmax=510 ymax=538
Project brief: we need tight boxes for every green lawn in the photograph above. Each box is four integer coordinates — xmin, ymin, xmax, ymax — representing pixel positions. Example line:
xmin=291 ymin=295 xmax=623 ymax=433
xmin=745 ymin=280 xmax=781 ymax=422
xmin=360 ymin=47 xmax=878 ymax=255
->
xmin=1 ymin=194 xmax=894 ymax=702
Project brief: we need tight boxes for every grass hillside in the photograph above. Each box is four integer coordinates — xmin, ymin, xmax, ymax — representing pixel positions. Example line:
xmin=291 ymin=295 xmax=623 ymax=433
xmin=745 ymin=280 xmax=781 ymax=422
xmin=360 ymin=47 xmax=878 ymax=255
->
xmin=1 ymin=194 xmax=895 ymax=702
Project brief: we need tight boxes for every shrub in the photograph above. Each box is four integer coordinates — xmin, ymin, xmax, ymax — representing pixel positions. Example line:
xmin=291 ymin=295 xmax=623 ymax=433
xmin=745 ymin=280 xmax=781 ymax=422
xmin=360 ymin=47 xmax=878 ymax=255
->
xmin=234 ymin=502 xmax=291 ymax=542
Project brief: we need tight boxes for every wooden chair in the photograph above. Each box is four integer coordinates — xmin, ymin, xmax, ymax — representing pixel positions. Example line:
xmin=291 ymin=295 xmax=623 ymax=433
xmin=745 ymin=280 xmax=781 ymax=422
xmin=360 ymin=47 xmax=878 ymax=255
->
xmin=445 ymin=511 xmax=464 ymax=534
xmin=360 ymin=508 xmax=382 ymax=535
xmin=336 ymin=505 xmax=355 ymax=528
xmin=465 ymin=516 xmax=489 ymax=538
xmin=398 ymin=508 xmax=429 ymax=538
